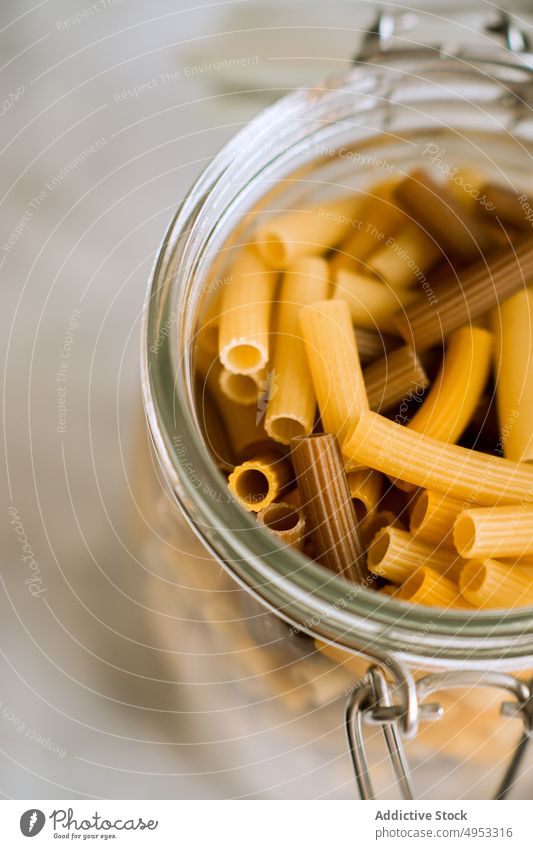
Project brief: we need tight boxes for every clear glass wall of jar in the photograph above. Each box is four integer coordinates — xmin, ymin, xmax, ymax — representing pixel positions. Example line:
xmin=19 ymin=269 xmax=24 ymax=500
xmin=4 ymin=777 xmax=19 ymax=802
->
xmin=139 ymin=51 xmax=533 ymax=798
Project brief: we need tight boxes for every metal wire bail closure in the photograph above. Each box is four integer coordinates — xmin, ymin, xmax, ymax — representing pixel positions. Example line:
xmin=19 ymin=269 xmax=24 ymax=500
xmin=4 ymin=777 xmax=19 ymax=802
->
xmin=345 ymin=667 xmax=533 ymax=800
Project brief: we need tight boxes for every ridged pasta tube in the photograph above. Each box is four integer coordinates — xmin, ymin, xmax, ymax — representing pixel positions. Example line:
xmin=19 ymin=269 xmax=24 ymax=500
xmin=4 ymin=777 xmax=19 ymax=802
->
xmin=342 ymin=411 xmax=533 ymax=506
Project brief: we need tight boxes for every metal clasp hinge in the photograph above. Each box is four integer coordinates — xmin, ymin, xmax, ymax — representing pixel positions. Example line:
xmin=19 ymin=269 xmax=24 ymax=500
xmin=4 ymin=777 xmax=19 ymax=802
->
xmin=355 ymin=8 xmax=533 ymax=65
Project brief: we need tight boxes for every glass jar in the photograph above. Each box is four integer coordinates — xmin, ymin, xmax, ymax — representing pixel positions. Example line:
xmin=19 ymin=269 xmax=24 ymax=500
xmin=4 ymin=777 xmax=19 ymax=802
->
xmin=139 ymin=13 xmax=533 ymax=799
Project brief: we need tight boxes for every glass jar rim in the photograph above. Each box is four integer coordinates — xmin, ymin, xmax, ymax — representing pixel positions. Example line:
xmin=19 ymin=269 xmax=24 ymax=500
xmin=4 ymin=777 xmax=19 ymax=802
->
xmin=142 ymin=52 xmax=533 ymax=668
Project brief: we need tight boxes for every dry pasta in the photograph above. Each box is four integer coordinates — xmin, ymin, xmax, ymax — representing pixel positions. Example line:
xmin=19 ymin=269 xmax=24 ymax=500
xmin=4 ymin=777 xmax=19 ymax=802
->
xmin=196 ymin=287 xmax=223 ymax=355
xmin=367 ymin=222 xmax=441 ymax=289
xmin=218 ymin=368 xmax=261 ymax=405
xmin=398 ymin=566 xmax=468 ymax=607
xmin=346 ymin=469 xmax=383 ymax=518
xmin=360 ymin=510 xmax=405 ymax=548
xmin=368 ymin=526 xmax=464 ymax=583
xmin=291 ymin=434 xmax=367 ymax=583
xmin=257 ymin=501 xmax=306 ymax=549
xmin=228 ymin=452 xmax=293 ymax=512
xmin=196 ymin=350 xmax=271 ymax=460
xmin=334 ymin=269 xmax=415 ymax=332
xmin=459 ymin=558 xmax=533 ymax=608
xmin=394 ymin=168 xmax=490 ymax=263
xmin=256 ymin=195 xmax=365 ymax=269
xmin=409 ymin=489 xmax=465 ymax=546
xmin=194 ymin=373 xmax=234 ymax=471
xmin=446 ymin=167 xmax=487 ymax=214
xmin=281 ymin=487 xmax=301 ymax=507
xmin=354 ymin=327 xmax=398 ymax=365
xmin=407 ymin=326 xmax=493 ymax=442
xmin=330 ymin=180 xmax=405 ymax=273
xmin=299 ymin=299 xmax=368 ymax=465
xmin=193 ymin=169 xmax=533 ymax=612
xmin=481 ymin=184 xmax=532 ymax=231
xmin=453 ymin=506 xmax=533 ymax=559
xmin=395 ymin=239 xmax=533 ymax=351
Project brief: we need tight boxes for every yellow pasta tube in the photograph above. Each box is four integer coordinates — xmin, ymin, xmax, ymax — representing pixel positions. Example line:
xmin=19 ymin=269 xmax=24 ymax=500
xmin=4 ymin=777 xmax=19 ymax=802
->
xmin=330 ymin=181 xmax=405 ymax=273
xmin=368 ymin=526 xmax=464 ymax=583
xmin=342 ymin=410 xmax=533 ymax=506
xmin=334 ymin=269 xmax=415 ymax=332
xmin=218 ymin=248 xmax=277 ymax=374
xmin=257 ymin=501 xmax=306 ymax=549
xmin=492 ymin=289 xmax=533 ymax=462
xmin=360 ymin=510 xmax=405 ymax=548
xmin=228 ymin=453 xmax=292 ymax=512
xmin=459 ymin=558 xmax=533 ymax=608
xmin=363 ymin=345 xmax=429 ymax=412
xmin=346 ymin=469 xmax=383 ymax=518
xmin=398 ymin=566 xmax=467 ymax=607
xmin=264 ymin=256 xmax=330 ymax=444
xmin=408 ymin=326 xmax=493 ymax=443
xmin=367 ymin=222 xmax=441 ymax=289
xmin=256 ymin=195 xmax=365 ymax=269
xmin=409 ymin=489 xmax=465 ymax=545
xmin=454 ymin=506 xmax=533 ymax=559
xmin=299 ymin=299 xmax=368 ymax=464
